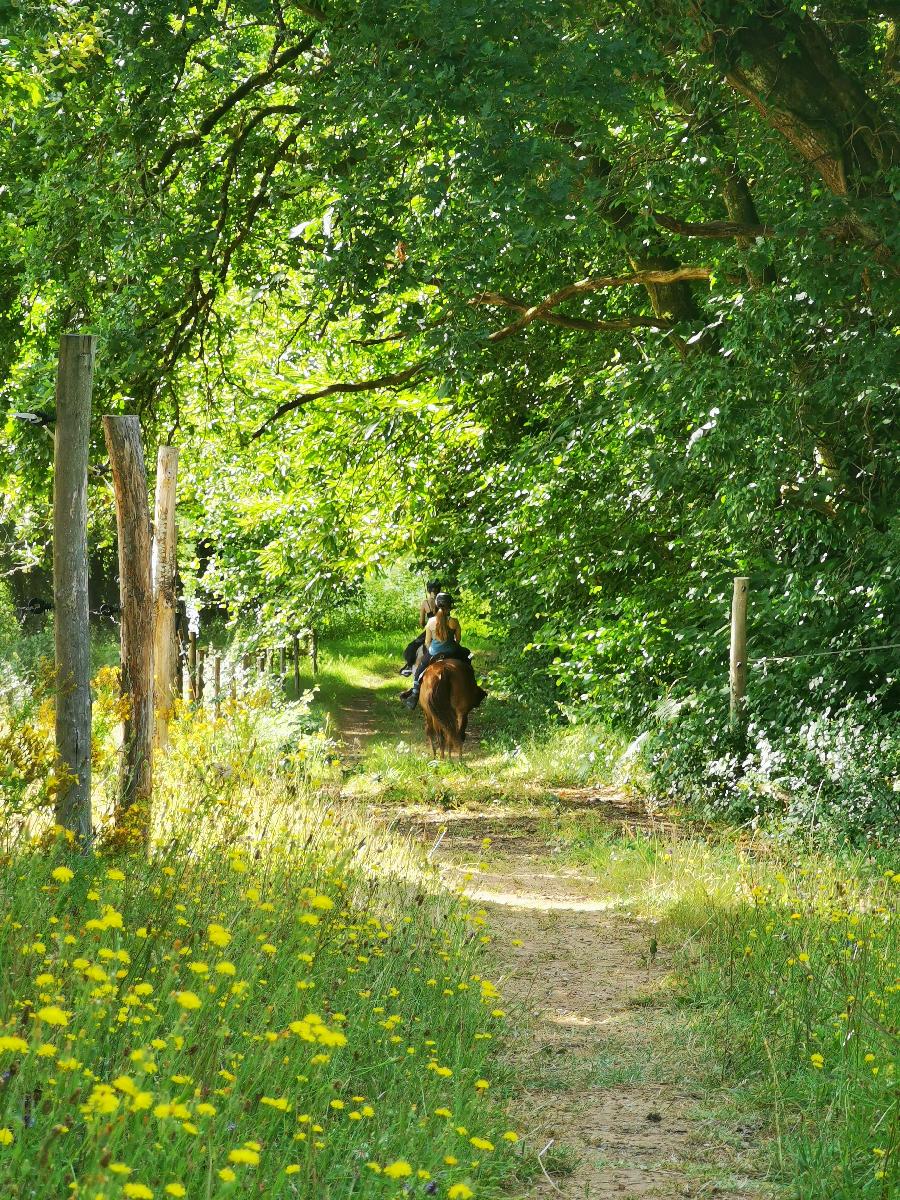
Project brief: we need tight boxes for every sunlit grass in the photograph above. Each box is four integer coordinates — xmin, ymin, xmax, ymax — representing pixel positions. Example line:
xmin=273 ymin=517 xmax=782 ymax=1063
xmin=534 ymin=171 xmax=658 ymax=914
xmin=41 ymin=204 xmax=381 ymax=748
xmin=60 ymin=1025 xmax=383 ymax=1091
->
xmin=0 ymin=698 xmax=525 ymax=1199
xmin=546 ymin=816 xmax=898 ymax=1198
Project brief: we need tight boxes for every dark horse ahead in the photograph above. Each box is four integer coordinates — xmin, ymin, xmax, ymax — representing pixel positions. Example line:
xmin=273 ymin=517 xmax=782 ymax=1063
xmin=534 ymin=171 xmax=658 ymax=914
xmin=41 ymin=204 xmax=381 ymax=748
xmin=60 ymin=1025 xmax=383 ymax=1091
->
xmin=420 ymin=658 xmax=484 ymax=759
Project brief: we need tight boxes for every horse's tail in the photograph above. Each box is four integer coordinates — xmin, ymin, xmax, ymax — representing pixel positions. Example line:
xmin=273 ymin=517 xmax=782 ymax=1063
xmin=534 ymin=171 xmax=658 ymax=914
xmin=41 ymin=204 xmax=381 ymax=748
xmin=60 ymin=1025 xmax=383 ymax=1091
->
xmin=427 ymin=666 xmax=459 ymax=744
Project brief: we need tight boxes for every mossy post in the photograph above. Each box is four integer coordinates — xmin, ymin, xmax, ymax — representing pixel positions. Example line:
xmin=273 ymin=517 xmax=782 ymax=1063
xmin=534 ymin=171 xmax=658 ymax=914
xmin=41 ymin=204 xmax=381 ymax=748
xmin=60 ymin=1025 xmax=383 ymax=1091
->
xmin=53 ymin=334 xmax=96 ymax=845
xmin=729 ymin=576 xmax=749 ymax=730
xmin=103 ymin=415 xmax=154 ymax=833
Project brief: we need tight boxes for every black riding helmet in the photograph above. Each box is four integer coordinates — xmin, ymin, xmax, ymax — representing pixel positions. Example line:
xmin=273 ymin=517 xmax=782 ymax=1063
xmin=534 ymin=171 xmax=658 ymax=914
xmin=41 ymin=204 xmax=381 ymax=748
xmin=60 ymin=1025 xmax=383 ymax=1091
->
xmin=435 ymin=592 xmax=453 ymax=608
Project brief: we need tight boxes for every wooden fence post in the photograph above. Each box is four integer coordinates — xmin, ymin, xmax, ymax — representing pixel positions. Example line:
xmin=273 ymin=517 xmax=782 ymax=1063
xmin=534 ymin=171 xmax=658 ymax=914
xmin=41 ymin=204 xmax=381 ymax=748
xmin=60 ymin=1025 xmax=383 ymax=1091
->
xmin=310 ymin=628 xmax=318 ymax=675
xmin=293 ymin=633 xmax=300 ymax=693
xmin=102 ymin=414 xmax=154 ymax=828
xmin=730 ymin=576 xmax=749 ymax=728
xmin=151 ymin=446 xmax=178 ymax=748
xmin=241 ymin=653 xmax=250 ymax=689
xmin=188 ymin=632 xmax=198 ymax=700
xmin=279 ymin=645 xmax=286 ymax=678
xmin=213 ymin=654 xmax=221 ymax=703
xmin=197 ymin=645 xmax=206 ymax=701
xmin=53 ymin=334 xmax=95 ymax=845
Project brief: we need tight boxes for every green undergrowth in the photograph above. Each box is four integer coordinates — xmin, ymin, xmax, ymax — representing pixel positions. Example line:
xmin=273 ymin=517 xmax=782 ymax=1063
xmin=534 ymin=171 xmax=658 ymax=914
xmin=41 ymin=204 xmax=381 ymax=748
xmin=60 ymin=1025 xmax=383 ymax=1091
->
xmin=310 ymin=628 xmax=628 ymax=805
xmin=0 ymin=697 xmax=526 ymax=1200
xmin=544 ymin=816 xmax=898 ymax=1199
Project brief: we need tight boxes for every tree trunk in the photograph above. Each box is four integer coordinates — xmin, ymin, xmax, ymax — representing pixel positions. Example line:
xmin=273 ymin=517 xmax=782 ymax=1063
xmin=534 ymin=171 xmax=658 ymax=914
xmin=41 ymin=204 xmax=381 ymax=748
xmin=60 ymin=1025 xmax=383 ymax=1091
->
xmin=703 ymin=8 xmax=899 ymax=248
xmin=151 ymin=446 xmax=179 ymax=749
xmin=53 ymin=334 xmax=95 ymax=845
xmin=102 ymin=415 xmax=154 ymax=833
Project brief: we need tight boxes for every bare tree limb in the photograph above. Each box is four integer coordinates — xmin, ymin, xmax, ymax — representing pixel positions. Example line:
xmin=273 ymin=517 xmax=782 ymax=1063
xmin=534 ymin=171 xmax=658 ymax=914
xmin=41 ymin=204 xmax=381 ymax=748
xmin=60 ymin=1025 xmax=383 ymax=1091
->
xmin=476 ymin=268 xmax=712 ymax=342
xmin=251 ymin=361 xmax=430 ymax=438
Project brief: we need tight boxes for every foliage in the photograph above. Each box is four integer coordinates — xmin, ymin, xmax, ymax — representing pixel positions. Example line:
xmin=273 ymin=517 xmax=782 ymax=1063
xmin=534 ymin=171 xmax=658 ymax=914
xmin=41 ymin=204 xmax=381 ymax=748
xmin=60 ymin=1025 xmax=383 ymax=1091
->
xmin=546 ymin=816 xmax=899 ymax=1198
xmin=0 ymin=2 xmax=897 ymax=831
xmin=0 ymin=709 xmax=523 ymax=1198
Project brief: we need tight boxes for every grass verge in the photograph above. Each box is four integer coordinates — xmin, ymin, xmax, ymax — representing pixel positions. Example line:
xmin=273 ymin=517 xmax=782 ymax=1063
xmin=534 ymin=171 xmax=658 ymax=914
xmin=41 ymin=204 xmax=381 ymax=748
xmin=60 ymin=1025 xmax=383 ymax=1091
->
xmin=544 ymin=815 xmax=898 ymax=1199
xmin=0 ymin=696 xmax=523 ymax=1199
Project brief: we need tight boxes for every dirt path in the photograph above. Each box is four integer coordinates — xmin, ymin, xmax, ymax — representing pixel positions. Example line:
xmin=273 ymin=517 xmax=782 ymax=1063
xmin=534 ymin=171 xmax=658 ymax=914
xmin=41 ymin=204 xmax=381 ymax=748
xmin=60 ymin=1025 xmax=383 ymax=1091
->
xmin=330 ymin=679 xmax=766 ymax=1197
xmin=395 ymin=812 xmax=767 ymax=1200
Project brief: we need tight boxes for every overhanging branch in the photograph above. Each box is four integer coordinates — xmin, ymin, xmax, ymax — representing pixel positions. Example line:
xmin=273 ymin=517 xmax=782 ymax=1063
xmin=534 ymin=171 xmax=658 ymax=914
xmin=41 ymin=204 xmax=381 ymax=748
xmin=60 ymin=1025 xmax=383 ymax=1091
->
xmin=251 ymin=361 xmax=430 ymax=439
xmin=471 ymin=292 xmax=674 ymax=334
xmin=477 ymin=268 xmax=712 ymax=342
xmin=651 ymin=211 xmax=774 ymax=239
xmin=154 ymin=35 xmax=317 ymax=176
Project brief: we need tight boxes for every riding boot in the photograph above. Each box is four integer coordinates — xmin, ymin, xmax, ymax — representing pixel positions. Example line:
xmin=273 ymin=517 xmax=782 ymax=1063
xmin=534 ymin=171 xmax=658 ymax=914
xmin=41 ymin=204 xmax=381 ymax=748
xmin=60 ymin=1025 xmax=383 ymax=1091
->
xmin=403 ymin=684 xmax=420 ymax=710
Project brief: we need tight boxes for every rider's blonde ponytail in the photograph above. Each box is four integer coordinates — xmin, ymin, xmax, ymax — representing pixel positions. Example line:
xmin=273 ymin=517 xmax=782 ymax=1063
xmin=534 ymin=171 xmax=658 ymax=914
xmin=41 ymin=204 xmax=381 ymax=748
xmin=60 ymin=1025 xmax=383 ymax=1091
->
xmin=434 ymin=596 xmax=451 ymax=642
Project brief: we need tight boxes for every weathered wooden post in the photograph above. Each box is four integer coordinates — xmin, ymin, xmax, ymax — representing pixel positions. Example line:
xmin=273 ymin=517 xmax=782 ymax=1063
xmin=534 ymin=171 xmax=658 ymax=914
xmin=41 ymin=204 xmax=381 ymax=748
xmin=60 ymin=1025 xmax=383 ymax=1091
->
xmin=188 ymin=631 xmax=198 ymax=701
xmin=279 ymin=645 xmax=286 ymax=678
xmin=241 ymin=653 xmax=251 ymax=690
xmin=293 ymin=633 xmax=300 ymax=693
xmin=729 ymin=576 xmax=749 ymax=729
xmin=53 ymin=334 xmax=96 ymax=845
xmin=102 ymin=414 xmax=154 ymax=829
xmin=197 ymin=644 xmax=205 ymax=702
xmin=310 ymin=628 xmax=318 ymax=675
xmin=151 ymin=446 xmax=178 ymax=748
xmin=257 ymin=652 xmax=265 ymax=674
xmin=229 ymin=672 xmax=237 ymax=703
xmin=213 ymin=654 xmax=221 ymax=703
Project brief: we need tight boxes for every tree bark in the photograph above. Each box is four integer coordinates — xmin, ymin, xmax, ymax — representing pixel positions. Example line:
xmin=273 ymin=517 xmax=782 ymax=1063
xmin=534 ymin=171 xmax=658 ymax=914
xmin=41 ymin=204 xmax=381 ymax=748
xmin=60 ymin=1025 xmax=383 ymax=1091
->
xmin=151 ymin=446 xmax=179 ymax=748
xmin=102 ymin=415 xmax=154 ymax=832
xmin=53 ymin=334 xmax=96 ymax=845
xmin=704 ymin=8 xmax=899 ymax=237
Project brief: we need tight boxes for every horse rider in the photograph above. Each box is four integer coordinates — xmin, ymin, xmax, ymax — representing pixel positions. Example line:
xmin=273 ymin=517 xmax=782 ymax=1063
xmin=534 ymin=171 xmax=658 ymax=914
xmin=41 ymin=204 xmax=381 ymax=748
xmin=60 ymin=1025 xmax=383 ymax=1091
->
xmin=402 ymin=592 xmax=484 ymax=710
xmin=400 ymin=579 xmax=442 ymax=675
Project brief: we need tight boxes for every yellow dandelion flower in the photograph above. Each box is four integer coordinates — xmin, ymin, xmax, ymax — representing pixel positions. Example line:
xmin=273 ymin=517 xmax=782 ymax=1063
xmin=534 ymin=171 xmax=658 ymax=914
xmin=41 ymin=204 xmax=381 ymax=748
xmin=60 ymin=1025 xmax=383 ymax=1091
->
xmin=109 ymin=1163 xmax=132 ymax=1175
xmin=51 ymin=866 xmax=74 ymax=883
xmin=122 ymin=1186 xmax=152 ymax=1200
xmin=810 ymin=1053 xmax=824 ymax=1069
xmin=448 ymin=1186 xmax=474 ymax=1200
xmin=0 ymin=1036 xmax=29 ymax=1055
xmin=502 ymin=1131 xmax=519 ymax=1142
xmin=207 ymin=924 xmax=231 ymax=948
xmin=217 ymin=1168 xmax=236 ymax=1183
xmin=227 ymin=1148 xmax=259 ymax=1166
xmin=164 ymin=1187 xmax=186 ymax=1198
xmin=174 ymin=991 xmax=201 ymax=1011
xmin=215 ymin=961 xmax=236 ymax=976
xmin=285 ymin=1164 xmax=301 ymax=1175
xmin=474 ymin=1079 xmax=489 ymax=1091
xmin=106 ymin=869 xmax=126 ymax=882
xmin=383 ymin=1161 xmax=413 ymax=1179
xmin=0 ymin=1129 xmax=14 ymax=1147
xmin=35 ymin=1005 xmax=69 ymax=1026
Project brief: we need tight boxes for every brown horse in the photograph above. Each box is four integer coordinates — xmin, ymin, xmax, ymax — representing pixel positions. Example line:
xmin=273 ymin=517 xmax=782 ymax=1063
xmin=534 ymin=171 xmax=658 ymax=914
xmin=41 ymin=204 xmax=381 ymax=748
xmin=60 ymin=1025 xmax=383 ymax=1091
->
xmin=419 ymin=658 xmax=484 ymax=760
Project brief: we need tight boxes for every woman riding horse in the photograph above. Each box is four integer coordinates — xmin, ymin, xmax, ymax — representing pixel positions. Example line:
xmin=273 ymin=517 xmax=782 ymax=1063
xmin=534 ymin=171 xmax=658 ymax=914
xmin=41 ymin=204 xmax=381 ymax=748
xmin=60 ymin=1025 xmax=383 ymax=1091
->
xmin=402 ymin=593 xmax=483 ymax=710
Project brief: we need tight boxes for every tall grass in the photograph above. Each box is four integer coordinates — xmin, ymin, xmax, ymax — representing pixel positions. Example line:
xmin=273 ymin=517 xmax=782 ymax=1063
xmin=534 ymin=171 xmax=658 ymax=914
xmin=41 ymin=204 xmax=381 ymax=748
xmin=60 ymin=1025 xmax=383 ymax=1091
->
xmin=0 ymin=696 xmax=523 ymax=1199
xmin=548 ymin=817 xmax=898 ymax=1197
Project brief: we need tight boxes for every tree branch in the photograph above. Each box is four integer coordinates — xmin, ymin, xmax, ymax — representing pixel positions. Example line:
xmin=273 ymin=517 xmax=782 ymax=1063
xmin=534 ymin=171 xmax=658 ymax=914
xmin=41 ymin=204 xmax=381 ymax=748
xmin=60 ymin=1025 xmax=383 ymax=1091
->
xmin=251 ymin=362 xmax=430 ymax=439
xmin=470 ymin=292 xmax=674 ymax=333
xmin=154 ymin=35 xmax=317 ymax=176
xmin=476 ymin=268 xmax=712 ymax=342
xmin=650 ymin=211 xmax=774 ymax=239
